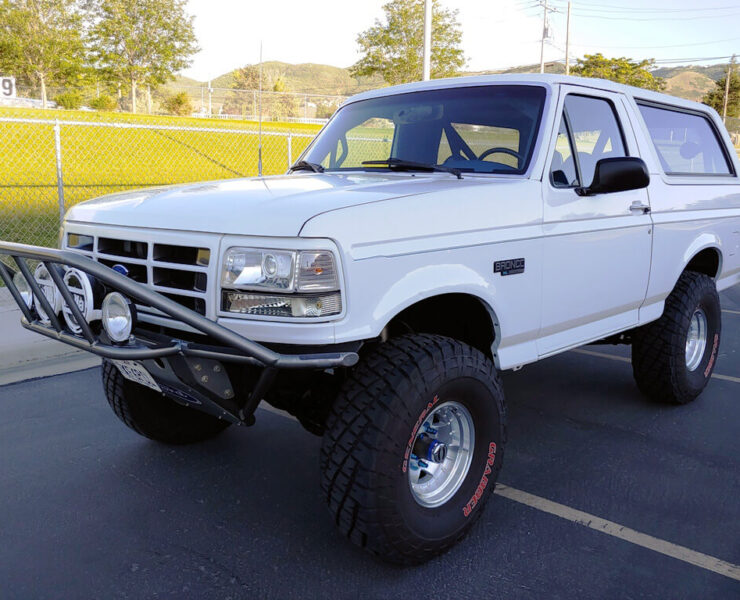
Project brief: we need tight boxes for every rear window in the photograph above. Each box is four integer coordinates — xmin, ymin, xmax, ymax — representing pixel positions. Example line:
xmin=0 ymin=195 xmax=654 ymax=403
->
xmin=637 ymin=103 xmax=733 ymax=176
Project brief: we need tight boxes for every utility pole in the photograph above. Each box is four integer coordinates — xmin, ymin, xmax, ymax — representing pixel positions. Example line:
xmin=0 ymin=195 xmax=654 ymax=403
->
xmin=539 ymin=0 xmax=548 ymax=74
xmin=565 ymin=1 xmax=572 ymax=75
xmin=208 ymin=80 xmax=212 ymax=117
xmin=722 ymin=54 xmax=736 ymax=124
xmin=422 ymin=0 xmax=432 ymax=81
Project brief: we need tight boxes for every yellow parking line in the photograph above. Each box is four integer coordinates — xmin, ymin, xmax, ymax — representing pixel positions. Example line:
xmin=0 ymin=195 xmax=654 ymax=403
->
xmin=495 ymin=484 xmax=740 ymax=581
xmin=572 ymin=349 xmax=740 ymax=384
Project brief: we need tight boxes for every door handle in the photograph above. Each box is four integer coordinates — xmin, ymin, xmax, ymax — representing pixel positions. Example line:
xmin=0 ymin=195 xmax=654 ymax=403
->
xmin=629 ymin=201 xmax=651 ymax=215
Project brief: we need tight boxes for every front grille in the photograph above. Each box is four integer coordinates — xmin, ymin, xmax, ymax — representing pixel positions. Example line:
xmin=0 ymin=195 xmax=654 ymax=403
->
xmin=66 ymin=231 xmax=213 ymax=318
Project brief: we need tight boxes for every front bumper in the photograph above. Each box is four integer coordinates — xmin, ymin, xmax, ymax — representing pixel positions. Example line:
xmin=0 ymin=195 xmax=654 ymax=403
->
xmin=0 ymin=241 xmax=359 ymax=425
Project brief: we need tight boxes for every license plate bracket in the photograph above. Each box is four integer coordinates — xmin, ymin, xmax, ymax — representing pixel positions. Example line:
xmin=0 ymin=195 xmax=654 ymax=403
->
xmin=113 ymin=360 xmax=162 ymax=392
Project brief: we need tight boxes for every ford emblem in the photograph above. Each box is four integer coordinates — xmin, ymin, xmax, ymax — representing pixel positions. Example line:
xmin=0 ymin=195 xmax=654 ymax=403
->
xmin=112 ymin=264 xmax=129 ymax=277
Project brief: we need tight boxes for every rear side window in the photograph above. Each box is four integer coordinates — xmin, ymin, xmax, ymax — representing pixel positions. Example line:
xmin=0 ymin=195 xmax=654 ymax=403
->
xmin=637 ymin=103 xmax=732 ymax=176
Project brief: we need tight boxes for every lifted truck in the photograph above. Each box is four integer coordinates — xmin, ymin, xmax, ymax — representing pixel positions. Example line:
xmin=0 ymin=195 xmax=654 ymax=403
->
xmin=2 ymin=74 xmax=739 ymax=565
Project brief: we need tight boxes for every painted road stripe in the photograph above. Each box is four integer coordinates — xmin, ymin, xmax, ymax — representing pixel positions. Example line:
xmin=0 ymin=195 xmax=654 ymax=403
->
xmin=257 ymin=404 xmax=740 ymax=581
xmin=723 ymin=309 xmax=740 ymax=315
xmin=494 ymin=484 xmax=740 ymax=581
xmin=573 ymin=348 xmax=740 ymax=383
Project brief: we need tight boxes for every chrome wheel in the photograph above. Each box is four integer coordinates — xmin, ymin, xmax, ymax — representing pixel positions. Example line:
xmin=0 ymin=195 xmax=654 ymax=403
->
xmin=408 ymin=401 xmax=475 ymax=508
xmin=685 ymin=309 xmax=708 ymax=371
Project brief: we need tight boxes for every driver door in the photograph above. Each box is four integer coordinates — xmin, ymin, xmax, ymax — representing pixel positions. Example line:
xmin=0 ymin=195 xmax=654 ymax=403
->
xmin=538 ymin=87 xmax=653 ymax=357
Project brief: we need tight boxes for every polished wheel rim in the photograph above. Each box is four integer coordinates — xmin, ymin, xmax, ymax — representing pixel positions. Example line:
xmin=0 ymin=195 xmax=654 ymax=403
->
xmin=685 ymin=309 xmax=708 ymax=371
xmin=408 ymin=400 xmax=475 ymax=508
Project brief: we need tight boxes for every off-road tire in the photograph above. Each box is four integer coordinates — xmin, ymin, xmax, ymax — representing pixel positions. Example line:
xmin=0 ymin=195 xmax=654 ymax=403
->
xmin=320 ymin=334 xmax=506 ymax=565
xmin=632 ymin=271 xmax=721 ymax=404
xmin=102 ymin=360 xmax=231 ymax=444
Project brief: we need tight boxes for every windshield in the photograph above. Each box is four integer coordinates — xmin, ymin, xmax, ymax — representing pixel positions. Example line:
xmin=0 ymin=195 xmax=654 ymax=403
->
xmin=301 ymin=85 xmax=547 ymax=175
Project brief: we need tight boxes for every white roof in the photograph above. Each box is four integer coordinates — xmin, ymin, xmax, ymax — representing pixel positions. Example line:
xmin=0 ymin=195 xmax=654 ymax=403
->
xmin=344 ymin=73 xmax=711 ymax=115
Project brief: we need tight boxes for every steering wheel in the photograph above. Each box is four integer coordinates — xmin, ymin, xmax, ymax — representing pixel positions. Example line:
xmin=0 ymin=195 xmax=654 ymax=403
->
xmin=478 ymin=147 xmax=524 ymax=163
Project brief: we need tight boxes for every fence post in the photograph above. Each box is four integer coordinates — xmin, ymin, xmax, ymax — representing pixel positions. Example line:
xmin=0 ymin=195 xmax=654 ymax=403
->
xmin=287 ymin=133 xmax=293 ymax=170
xmin=53 ymin=120 xmax=65 ymax=228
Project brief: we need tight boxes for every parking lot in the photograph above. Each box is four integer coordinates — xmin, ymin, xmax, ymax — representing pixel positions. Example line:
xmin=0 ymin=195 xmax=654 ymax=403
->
xmin=0 ymin=288 xmax=738 ymax=599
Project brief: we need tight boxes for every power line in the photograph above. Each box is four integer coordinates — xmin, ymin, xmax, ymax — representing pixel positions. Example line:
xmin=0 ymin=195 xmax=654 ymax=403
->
xmin=569 ymin=35 xmax=740 ymax=50
xmin=549 ymin=1 xmax=740 ymax=12
xmin=569 ymin=10 xmax=740 ymax=21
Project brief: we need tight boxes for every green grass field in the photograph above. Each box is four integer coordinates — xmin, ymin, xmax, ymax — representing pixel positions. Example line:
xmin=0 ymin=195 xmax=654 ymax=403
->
xmin=2 ymin=106 xmax=739 ymax=251
xmin=0 ymin=107 xmax=322 ymax=248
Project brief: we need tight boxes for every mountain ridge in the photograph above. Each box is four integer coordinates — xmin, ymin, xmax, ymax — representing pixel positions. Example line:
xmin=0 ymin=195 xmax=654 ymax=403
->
xmin=171 ymin=61 xmax=728 ymax=103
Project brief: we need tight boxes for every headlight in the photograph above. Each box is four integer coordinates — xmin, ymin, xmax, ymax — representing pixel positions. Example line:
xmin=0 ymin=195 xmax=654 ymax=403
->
xmin=221 ymin=247 xmax=342 ymax=318
xmin=102 ymin=292 xmax=135 ymax=343
xmin=222 ymin=248 xmax=295 ymax=291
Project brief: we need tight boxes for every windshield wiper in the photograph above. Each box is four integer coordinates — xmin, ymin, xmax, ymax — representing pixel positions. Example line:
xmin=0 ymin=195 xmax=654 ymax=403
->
xmin=290 ymin=160 xmax=325 ymax=174
xmin=362 ymin=158 xmax=463 ymax=179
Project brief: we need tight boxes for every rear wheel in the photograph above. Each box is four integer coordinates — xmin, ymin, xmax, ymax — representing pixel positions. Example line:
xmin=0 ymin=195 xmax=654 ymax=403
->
xmin=320 ymin=334 xmax=506 ymax=565
xmin=632 ymin=271 xmax=721 ymax=404
xmin=102 ymin=360 xmax=231 ymax=444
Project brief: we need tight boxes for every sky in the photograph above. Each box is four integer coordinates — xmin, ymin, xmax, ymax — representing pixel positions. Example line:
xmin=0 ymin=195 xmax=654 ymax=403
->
xmin=181 ymin=0 xmax=740 ymax=82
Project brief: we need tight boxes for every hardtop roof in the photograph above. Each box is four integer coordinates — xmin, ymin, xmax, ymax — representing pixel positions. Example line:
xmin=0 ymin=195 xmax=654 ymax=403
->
xmin=343 ymin=73 xmax=716 ymax=117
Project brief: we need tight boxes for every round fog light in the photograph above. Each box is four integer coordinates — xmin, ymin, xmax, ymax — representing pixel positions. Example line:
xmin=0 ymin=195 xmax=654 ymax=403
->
xmin=12 ymin=270 xmax=33 ymax=309
xmin=102 ymin=292 xmax=135 ymax=343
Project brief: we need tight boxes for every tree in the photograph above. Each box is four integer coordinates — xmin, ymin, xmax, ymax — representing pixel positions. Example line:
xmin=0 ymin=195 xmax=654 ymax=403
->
xmin=0 ymin=0 xmax=86 ymax=108
xmin=703 ymin=65 xmax=740 ymax=119
xmin=268 ymin=74 xmax=299 ymax=120
xmin=350 ymin=0 xmax=465 ymax=85
xmin=162 ymin=90 xmax=191 ymax=116
xmin=571 ymin=54 xmax=665 ymax=91
xmin=223 ymin=64 xmax=261 ymax=115
xmin=90 ymin=0 xmax=198 ymax=113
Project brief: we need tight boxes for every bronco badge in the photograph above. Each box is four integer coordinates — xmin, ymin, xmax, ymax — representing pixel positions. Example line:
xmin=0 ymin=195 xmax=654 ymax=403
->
xmin=494 ymin=258 xmax=525 ymax=276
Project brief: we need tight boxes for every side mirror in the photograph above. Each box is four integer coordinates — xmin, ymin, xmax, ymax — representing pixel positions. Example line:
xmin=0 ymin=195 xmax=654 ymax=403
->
xmin=576 ymin=157 xmax=650 ymax=196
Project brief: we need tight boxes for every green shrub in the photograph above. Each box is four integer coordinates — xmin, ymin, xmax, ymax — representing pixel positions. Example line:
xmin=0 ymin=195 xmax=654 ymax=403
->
xmin=163 ymin=91 xmax=192 ymax=116
xmin=53 ymin=91 xmax=83 ymax=110
xmin=89 ymin=95 xmax=118 ymax=111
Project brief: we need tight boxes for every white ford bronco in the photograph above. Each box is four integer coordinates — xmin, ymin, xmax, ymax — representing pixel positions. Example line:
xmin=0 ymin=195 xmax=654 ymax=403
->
xmin=2 ymin=74 xmax=739 ymax=565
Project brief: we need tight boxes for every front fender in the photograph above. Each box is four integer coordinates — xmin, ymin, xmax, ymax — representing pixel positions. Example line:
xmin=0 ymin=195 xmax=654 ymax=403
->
xmin=371 ymin=263 xmax=497 ymax=327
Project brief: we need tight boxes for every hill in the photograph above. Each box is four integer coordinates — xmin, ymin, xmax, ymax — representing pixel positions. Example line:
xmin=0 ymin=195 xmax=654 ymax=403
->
xmin=663 ymin=71 xmax=716 ymax=102
xmin=173 ymin=61 xmax=729 ymax=104
xmin=205 ymin=62 xmax=384 ymax=96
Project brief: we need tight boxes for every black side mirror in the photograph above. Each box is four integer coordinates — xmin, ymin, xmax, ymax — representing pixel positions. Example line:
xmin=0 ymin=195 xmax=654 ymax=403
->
xmin=576 ymin=157 xmax=650 ymax=196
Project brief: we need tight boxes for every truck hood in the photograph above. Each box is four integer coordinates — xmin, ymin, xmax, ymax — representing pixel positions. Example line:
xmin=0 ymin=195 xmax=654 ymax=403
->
xmin=65 ymin=173 xmax=503 ymax=237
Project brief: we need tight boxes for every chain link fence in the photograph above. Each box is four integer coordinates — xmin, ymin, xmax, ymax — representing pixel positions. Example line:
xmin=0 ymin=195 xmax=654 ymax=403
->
xmin=0 ymin=115 xmax=316 ymax=248
xmin=8 ymin=83 xmax=348 ymax=123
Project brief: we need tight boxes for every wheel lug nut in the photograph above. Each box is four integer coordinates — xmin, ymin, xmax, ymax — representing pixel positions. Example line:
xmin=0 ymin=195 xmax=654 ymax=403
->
xmin=424 ymin=424 xmax=437 ymax=435
xmin=417 ymin=459 xmax=429 ymax=469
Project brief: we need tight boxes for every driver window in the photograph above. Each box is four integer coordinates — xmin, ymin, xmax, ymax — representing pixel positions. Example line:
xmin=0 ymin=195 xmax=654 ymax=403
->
xmin=564 ymin=95 xmax=626 ymax=187
xmin=550 ymin=118 xmax=578 ymax=187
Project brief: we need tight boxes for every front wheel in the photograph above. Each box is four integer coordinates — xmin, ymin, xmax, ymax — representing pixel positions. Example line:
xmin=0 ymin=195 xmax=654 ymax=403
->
xmin=632 ymin=271 xmax=721 ymax=404
xmin=320 ymin=335 xmax=506 ymax=565
xmin=102 ymin=360 xmax=231 ymax=444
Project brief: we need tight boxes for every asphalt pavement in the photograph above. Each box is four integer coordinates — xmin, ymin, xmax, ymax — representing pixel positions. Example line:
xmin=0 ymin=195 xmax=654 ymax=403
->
xmin=0 ymin=288 xmax=738 ymax=599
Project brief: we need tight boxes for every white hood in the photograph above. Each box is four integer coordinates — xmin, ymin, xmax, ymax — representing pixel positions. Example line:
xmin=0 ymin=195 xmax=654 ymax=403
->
xmin=65 ymin=172 xmax=490 ymax=237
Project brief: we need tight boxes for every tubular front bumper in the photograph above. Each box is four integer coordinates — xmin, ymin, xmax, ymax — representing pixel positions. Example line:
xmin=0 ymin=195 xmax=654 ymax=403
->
xmin=0 ymin=241 xmax=359 ymax=424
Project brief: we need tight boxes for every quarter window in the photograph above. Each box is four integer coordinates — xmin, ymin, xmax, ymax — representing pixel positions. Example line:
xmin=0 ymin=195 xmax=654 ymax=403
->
xmin=637 ymin=103 xmax=732 ymax=175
